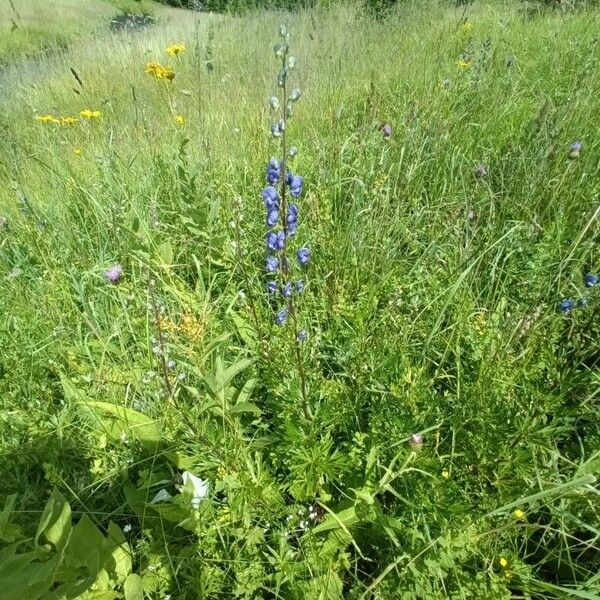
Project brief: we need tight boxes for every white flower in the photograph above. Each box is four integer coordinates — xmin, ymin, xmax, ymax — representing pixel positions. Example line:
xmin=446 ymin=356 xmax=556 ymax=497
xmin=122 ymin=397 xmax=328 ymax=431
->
xmin=181 ymin=471 xmax=209 ymax=509
xmin=123 ymin=523 xmax=132 ymax=533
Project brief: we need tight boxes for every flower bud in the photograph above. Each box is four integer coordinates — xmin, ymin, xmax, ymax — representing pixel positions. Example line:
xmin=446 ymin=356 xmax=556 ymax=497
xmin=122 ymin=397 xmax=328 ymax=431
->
xmin=274 ymin=43 xmax=286 ymax=58
xmin=287 ymin=56 xmax=297 ymax=70
xmin=289 ymin=88 xmax=301 ymax=102
xmin=279 ymin=24 xmax=288 ymax=37
xmin=288 ymin=146 xmax=298 ymax=158
xmin=269 ymin=96 xmax=280 ymax=110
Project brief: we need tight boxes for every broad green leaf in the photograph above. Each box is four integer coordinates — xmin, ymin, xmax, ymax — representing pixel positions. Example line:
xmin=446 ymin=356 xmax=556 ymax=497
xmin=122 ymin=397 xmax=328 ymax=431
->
xmin=158 ymin=241 xmax=173 ymax=266
xmin=124 ymin=573 xmax=144 ymax=600
xmin=229 ymin=401 xmax=261 ymax=416
xmin=0 ymin=494 xmax=23 ymax=543
xmin=35 ymin=489 xmax=72 ymax=551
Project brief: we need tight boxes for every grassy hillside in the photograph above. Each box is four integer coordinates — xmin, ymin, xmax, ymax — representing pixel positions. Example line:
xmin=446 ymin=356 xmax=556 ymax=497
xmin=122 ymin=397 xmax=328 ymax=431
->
xmin=0 ymin=0 xmax=186 ymax=65
xmin=0 ymin=1 xmax=599 ymax=598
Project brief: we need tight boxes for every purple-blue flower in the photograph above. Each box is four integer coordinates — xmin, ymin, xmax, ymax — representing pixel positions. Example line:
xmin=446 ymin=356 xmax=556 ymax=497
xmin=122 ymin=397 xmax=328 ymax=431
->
xmin=263 ymin=186 xmax=279 ymax=209
xmin=283 ymin=282 xmax=293 ymax=298
xmin=570 ymin=141 xmax=582 ymax=153
xmin=584 ymin=273 xmax=598 ymax=288
xmin=275 ymin=307 xmax=288 ymax=326
xmin=297 ymin=247 xmax=310 ymax=266
xmin=289 ymin=175 xmax=303 ymax=198
xmin=559 ymin=298 xmax=574 ymax=314
xmin=267 ymin=158 xmax=281 ymax=184
xmin=267 ymin=209 xmax=279 ymax=228
xmin=382 ymin=123 xmax=392 ymax=139
xmin=105 ymin=264 xmax=123 ymax=284
xmin=297 ymin=329 xmax=307 ymax=342
xmin=267 ymin=281 xmax=277 ymax=294
xmin=266 ymin=256 xmax=279 ymax=272
xmin=267 ymin=231 xmax=285 ymax=251
xmin=296 ymin=280 xmax=305 ymax=293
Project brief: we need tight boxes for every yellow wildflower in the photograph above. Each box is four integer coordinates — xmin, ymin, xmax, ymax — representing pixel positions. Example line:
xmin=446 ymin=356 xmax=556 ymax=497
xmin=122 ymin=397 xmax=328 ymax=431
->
xmin=80 ymin=110 xmax=101 ymax=119
xmin=166 ymin=43 xmax=186 ymax=57
xmin=456 ymin=59 xmax=472 ymax=69
xmin=61 ymin=116 xmax=79 ymax=125
xmin=504 ymin=571 xmax=513 ymax=581
xmin=73 ymin=147 xmax=82 ymax=156
xmin=441 ymin=469 xmax=450 ymax=479
xmin=35 ymin=114 xmax=59 ymax=123
xmin=499 ymin=557 xmax=508 ymax=568
xmin=513 ymin=509 xmax=525 ymax=520
xmin=146 ymin=62 xmax=175 ymax=81
xmin=462 ymin=22 xmax=474 ymax=32
xmin=175 ymin=114 xmax=186 ymax=125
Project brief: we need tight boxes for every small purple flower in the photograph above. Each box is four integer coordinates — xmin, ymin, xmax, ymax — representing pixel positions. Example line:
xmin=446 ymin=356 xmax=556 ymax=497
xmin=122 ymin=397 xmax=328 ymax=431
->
xmin=267 ymin=209 xmax=279 ymax=228
xmin=288 ymin=203 xmax=299 ymax=217
xmin=267 ymin=158 xmax=281 ymax=184
xmin=266 ymin=256 xmax=279 ymax=272
xmin=105 ymin=264 xmax=123 ymax=284
xmin=570 ymin=141 xmax=582 ymax=154
xmin=271 ymin=121 xmax=284 ymax=137
xmin=559 ymin=298 xmax=574 ymax=314
xmin=584 ymin=273 xmax=598 ymax=288
xmin=267 ymin=231 xmax=285 ymax=251
xmin=275 ymin=307 xmax=289 ymax=326
xmin=289 ymin=175 xmax=303 ymax=198
xmin=267 ymin=281 xmax=277 ymax=294
xmin=282 ymin=282 xmax=293 ymax=298
xmin=296 ymin=280 xmax=305 ymax=293
xmin=382 ymin=123 xmax=392 ymax=139
xmin=297 ymin=329 xmax=307 ymax=342
xmin=297 ymin=247 xmax=310 ymax=266
xmin=263 ymin=186 xmax=279 ymax=209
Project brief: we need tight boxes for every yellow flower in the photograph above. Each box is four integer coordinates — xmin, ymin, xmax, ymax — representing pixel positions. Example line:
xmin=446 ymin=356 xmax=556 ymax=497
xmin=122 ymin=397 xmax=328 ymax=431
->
xmin=166 ymin=43 xmax=186 ymax=57
xmin=61 ymin=116 xmax=78 ymax=125
xmin=456 ymin=59 xmax=472 ymax=69
xmin=175 ymin=115 xmax=186 ymax=125
xmin=513 ymin=509 xmax=525 ymax=520
xmin=499 ymin=557 xmax=508 ymax=568
xmin=73 ymin=147 xmax=82 ymax=156
xmin=504 ymin=571 xmax=513 ymax=581
xmin=462 ymin=22 xmax=474 ymax=32
xmin=441 ymin=470 xmax=450 ymax=479
xmin=80 ymin=110 xmax=101 ymax=119
xmin=35 ymin=114 xmax=59 ymax=123
xmin=146 ymin=62 xmax=175 ymax=81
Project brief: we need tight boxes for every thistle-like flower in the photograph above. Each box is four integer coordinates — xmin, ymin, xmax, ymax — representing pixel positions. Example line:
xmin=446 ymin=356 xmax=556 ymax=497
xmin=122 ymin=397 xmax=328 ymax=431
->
xmin=105 ymin=264 xmax=123 ymax=284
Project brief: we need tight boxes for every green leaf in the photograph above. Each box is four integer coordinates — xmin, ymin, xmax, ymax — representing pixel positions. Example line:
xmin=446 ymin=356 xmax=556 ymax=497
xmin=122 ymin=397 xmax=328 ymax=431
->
xmin=158 ymin=241 xmax=173 ymax=266
xmin=229 ymin=401 xmax=261 ymax=416
xmin=0 ymin=494 xmax=23 ymax=543
xmin=124 ymin=574 xmax=144 ymax=600
xmin=35 ymin=489 xmax=72 ymax=551
xmin=77 ymin=400 xmax=161 ymax=448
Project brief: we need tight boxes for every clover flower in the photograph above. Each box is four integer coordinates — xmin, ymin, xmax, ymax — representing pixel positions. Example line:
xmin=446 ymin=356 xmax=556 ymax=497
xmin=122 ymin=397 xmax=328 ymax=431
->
xmin=382 ymin=123 xmax=392 ymax=139
xmin=105 ymin=264 xmax=123 ymax=284
xmin=584 ymin=273 xmax=598 ymax=288
xmin=297 ymin=247 xmax=310 ymax=266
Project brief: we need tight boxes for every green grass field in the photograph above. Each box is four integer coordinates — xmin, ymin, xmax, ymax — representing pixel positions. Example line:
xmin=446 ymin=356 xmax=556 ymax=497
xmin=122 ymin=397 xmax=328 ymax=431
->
xmin=0 ymin=0 xmax=599 ymax=598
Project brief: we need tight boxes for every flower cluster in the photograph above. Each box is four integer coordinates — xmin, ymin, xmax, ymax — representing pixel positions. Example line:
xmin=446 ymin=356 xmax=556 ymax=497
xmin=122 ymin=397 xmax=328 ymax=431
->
xmin=262 ymin=26 xmax=310 ymax=331
xmin=35 ymin=114 xmax=85 ymax=124
xmin=146 ymin=62 xmax=175 ymax=81
xmin=559 ymin=272 xmax=598 ymax=313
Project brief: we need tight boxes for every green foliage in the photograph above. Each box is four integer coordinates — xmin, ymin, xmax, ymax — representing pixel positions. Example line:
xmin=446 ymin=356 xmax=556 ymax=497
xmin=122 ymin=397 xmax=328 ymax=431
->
xmin=1 ymin=0 xmax=600 ymax=598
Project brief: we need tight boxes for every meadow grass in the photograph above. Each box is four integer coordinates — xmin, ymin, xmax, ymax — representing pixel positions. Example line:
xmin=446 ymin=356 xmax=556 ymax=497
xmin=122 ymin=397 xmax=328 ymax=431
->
xmin=0 ymin=1 xmax=599 ymax=598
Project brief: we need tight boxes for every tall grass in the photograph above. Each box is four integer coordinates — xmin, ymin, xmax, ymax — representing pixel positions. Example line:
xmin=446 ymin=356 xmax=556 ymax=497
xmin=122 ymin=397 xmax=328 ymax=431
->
xmin=0 ymin=1 xmax=599 ymax=598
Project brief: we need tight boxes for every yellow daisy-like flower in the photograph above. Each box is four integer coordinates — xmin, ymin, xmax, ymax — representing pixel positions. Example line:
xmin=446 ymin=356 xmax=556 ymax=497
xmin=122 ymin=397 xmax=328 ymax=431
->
xmin=61 ymin=116 xmax=79 ymax=125
xmin=513 ymin=509 xmax=525 ymax=520
xmin=456 ymin=59 xmax=472 ymax=69
xmin=80 ymin=109 xmax=101 ymax=119
xmin=499 ymin=557 xmax=508 ymax=568
xmin=175 ymin=115 xmax=186 ymax=125
xmin=462 ymin=22 xmax=474 ymax=32
xmin=166 ymin=43 xmax=186 ymax=57
xmin=73 ymin=147 xmax=82 ymax=156
xmin=35 ymin=114 xmax=59 ymax=123
xmin=146 ymin=62 xmax=175 ymax=81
